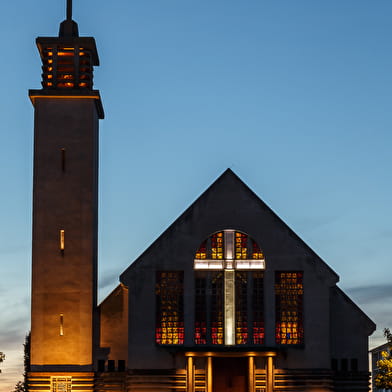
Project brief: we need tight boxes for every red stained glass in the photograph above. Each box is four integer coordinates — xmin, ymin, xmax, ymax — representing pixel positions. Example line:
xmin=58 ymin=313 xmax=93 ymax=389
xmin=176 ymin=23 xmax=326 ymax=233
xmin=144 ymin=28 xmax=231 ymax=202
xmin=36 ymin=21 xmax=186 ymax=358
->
xmin=235 ymin=232 xmax=248 ymax=259
xmin=211 ymin=272 xmax=224 ymax=344
xmin=155 ymin=271 xmax=184 ymax=345
xmin=235 ymin=272 xmax=248 ymax=344
xmin=195 ymin=275 xmax=207 ymax=344
xmin=195 ymin=241 xmax=207 ymax=260
xmin=193 ymin=231 xmax=266 ymax=346
xmin=252 ymin=272 xmax=264 ymax=344
xmin=252 ymin=240 xmax=264 ymax=259
xmin=211 ymin=232 xmax=224 ymax=260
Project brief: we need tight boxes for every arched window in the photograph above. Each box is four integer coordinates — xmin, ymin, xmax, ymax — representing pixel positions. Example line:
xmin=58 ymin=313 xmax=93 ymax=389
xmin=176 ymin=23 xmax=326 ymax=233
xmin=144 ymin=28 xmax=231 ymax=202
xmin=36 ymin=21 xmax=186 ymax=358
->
xmin=194 ymin=230 xmax=265 ymax=346
xmin=194 ymin=230 xmax=265 ymax=270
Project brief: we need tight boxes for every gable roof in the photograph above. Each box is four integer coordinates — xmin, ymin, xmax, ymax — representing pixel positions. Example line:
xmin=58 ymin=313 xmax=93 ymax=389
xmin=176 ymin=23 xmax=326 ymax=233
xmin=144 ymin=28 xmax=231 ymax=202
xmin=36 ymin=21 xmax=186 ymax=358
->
xmin=332 ymin=285 xmax=376 ymax=334
xmin=120 ymin=168 xmax=339 ymax=282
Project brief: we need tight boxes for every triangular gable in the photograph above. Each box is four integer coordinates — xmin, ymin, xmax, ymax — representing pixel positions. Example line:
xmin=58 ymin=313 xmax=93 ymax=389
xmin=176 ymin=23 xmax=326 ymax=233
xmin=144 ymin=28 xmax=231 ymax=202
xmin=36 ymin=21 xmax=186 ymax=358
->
xmin=120 ymin=169 xmax=339 ymax=283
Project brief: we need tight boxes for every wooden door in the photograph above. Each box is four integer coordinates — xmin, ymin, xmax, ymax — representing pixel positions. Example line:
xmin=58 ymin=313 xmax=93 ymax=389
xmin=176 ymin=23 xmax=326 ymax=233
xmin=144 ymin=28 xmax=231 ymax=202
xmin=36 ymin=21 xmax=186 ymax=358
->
xmin=213 ymin=357 xmax=247 ymax=392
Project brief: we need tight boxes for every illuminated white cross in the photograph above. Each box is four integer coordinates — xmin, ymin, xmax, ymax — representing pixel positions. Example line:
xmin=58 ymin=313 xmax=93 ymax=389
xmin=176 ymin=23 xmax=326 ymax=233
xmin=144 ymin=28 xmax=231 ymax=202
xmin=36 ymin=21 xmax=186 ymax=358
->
xmin=194 ymin=229 xmax=265 ymax=345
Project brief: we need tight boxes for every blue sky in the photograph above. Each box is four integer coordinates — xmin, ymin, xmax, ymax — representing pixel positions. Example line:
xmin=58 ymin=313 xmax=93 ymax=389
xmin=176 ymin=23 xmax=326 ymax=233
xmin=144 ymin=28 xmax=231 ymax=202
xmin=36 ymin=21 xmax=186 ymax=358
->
xmin=1 ymin=1 xmax=391 ymax=390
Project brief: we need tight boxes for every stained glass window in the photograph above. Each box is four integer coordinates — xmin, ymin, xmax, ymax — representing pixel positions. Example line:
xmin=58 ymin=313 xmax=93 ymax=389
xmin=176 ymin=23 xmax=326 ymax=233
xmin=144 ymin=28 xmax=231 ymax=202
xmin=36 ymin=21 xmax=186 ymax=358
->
xmin=155 ymin=271 xmax=184 ymax=345
xmin=211 ymin=232 xmax=224 ymax=260
xmin=235 ymin=272 xmax=248 ymax=344
xmin=252 ymin=241 xmax=264 ymax=259
xmin=252 ymin=272 xmax=264 ymax=344
xmin=194 ymin=230 xmax=264 ymax=270
xmin=195 ymin=240 xmax=207 ymax=260
xmin=275 ymin=272 xmax=304 ymax=345
xmin=195 ymin=273 xmax=207 ymax=345
xmin=235 ymin=232 xmax=248 ymax=259
xmin=194 ymin=230 xmax=265 ymax=346
xmin=211 ymin=272 xmax=224 ymax=345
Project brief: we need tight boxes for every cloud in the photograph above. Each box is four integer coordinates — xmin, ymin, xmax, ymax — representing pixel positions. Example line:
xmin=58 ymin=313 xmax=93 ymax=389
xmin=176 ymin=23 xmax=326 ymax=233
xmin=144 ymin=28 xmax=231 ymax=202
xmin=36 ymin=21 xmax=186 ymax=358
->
xmin=0 ymin=315 xmax=29 ymax=352
xmin=344 ymin=283 xmax=392 ymax=348
xmin=345 ymin=283 xmax=392 ymax=304
xmin=0 ymin=295 xmax=30 ymax=353
xmin=0 ymin=347 xmax=25 ymax=392
xmin=0 ymin=329 xmax=27 ymax=352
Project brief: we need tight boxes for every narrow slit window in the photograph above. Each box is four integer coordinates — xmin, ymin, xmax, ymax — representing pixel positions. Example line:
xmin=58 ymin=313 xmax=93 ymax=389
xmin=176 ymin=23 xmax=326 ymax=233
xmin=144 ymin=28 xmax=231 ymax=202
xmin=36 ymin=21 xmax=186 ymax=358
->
xmin=61 ymin=148 xmax=66 ymax=171
xmin=60 ymin=229 xmax=65 ymax=251
xmin=107 ymin=360 xmax=115 ymax=372
xmin=97 ymin=360 xmax=105 ymax=372
xmin=59 ymin=314 xmax=64 ymax=336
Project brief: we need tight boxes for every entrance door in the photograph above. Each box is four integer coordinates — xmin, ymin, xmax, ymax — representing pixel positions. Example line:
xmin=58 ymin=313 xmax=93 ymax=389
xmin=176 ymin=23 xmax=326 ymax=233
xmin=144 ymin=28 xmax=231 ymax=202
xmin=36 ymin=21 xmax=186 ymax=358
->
xmin=213 ymin=357 xmax=248 ymax=392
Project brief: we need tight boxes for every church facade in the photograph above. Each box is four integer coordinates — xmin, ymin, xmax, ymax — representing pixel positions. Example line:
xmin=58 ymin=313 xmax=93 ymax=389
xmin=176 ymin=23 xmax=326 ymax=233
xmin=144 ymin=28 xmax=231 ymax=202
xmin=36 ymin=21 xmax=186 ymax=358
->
xmin=27 ymin=7 xmax=375 ymax=392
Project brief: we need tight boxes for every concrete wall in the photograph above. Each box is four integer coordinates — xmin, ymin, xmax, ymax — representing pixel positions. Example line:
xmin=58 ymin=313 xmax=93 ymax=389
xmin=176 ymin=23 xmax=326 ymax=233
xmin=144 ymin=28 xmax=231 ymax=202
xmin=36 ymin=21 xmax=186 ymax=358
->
xmin=99 ymin=284 xmax=128 ymax=364
xmin=330 ymin=286 xmax=375 ymax=371
xmin=31 ymin=98 xmax=99 ymax=369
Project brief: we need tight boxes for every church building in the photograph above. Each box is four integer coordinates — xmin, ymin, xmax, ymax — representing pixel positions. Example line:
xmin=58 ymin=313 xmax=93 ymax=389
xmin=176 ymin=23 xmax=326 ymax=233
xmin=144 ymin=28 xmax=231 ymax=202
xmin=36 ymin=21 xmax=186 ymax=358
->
xmin=27 ymin=5 xmax=375 ymax=392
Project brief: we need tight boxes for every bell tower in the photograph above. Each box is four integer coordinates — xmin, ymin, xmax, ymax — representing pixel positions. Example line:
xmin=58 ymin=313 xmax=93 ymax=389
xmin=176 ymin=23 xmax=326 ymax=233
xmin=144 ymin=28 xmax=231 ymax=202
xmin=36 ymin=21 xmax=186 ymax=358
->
xmin=28 ymin=1 xmax=103 ymax=390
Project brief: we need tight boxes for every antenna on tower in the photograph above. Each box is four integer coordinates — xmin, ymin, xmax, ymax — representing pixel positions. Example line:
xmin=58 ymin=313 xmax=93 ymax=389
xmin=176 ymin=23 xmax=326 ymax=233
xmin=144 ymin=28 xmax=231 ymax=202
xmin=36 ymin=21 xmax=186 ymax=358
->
xmin=66 ymin=0 xmax=72 ymax=21
xmin=59 ymin=0 xmax=79 ymax=37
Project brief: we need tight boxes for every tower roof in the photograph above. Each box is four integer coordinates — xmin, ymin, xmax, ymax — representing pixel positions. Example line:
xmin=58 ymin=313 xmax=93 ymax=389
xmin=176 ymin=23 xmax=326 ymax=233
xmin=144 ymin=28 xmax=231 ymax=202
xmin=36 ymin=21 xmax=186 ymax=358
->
xmin=29 ymin=0 xmax=104 ymax=118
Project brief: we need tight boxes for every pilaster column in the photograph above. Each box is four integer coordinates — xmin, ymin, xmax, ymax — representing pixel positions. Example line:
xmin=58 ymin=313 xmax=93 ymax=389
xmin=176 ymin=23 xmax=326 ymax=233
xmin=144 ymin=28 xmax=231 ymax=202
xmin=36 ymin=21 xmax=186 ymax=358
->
xmin=206 ymin=356 xmax=213 ymax=392
xmin=187 ymin=356 xmax=194 ymax=392
xmin=248 ymin=355 xmax=255 ymax=392
xmin=266 ymin=355 xmax=274 ymax=392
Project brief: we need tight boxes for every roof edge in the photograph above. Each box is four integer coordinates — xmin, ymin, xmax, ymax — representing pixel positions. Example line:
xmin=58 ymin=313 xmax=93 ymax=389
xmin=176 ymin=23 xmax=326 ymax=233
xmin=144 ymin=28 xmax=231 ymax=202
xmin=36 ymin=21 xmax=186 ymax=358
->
xmin=120 ymin=169 xmax=339 ymax=283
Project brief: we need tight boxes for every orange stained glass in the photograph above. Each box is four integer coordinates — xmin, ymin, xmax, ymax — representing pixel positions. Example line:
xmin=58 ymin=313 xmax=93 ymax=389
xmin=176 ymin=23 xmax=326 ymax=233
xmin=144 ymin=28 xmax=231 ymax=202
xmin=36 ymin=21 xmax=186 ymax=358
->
xmin=193 ymin=231 xmax=266 ymax=346
xmin=58 ymin=51 xmax=74 ymax=57
xmin=211 ymin=272 xmax=224 ymax=344
xmin=195 ymin=274 xmax=207 ymax=344
xmin=211 ymin=232 xmax=224 ymax=260
xmin=155 ymin=271 xmax=184 ymax=345
xmin=252 ymin=240 xmax=264 ymax=259
xmin=252 ymin=271 xmax=264 ymax=344
xmin=275 ymin=272 xmax=303 ymax=345
xmin=211 ymin=323 xmax=223 ymax=345
xmin=195 ymin=241 xmax=207 ymax=259
xmin=235 ymin=232 xmax=248 ymax=259
xmin=235 ymin=272 xmax=248 ymax=344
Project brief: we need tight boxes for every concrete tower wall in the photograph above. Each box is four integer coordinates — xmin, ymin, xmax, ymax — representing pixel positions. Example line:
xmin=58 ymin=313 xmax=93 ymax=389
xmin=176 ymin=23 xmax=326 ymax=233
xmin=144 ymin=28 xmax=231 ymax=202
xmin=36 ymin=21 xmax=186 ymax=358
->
xmin=31 ymin=98 xmax=99 ymax=369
